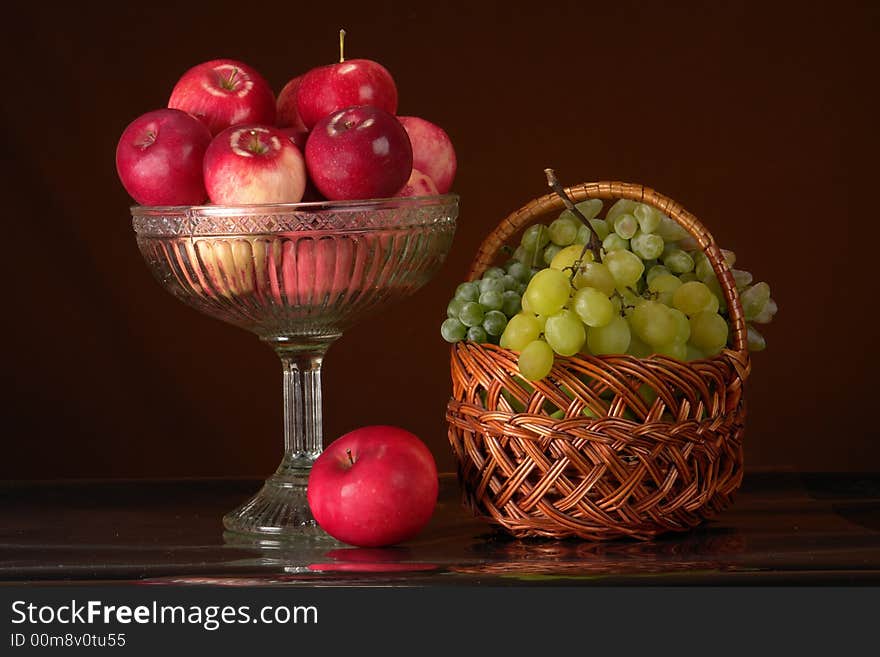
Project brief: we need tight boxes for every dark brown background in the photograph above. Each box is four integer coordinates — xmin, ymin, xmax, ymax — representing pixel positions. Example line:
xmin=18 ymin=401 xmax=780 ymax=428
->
xmin=2 ymin=0 xmax=877 ymax=481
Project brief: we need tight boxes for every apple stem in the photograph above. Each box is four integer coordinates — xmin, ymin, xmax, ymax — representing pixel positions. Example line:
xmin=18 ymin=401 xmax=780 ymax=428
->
xmin=339 ymin=28 xmax=346 ymax=63
xmin=544 ymin=168 xmax=602 ymax=285
xmin=346 ymin=448 xmax=354 ymax=465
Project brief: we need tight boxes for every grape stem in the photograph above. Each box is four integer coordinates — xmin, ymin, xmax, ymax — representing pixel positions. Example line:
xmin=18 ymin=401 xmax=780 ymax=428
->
xmin=543 ymin=169 xmax=602 ymax=283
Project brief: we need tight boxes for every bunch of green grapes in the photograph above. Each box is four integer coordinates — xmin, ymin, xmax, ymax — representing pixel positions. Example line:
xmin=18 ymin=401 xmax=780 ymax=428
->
xmin=441 ymin=197 xmax=777 ymax=382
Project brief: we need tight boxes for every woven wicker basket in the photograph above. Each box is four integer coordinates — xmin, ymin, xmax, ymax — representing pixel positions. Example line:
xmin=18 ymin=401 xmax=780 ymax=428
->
xmin=446 ymin=181 xmax=751 ymax=541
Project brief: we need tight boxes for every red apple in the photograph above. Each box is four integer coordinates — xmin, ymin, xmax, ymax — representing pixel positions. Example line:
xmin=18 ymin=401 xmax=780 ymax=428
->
xmin=203 ymin=124 xmax=307 ymax=205
xmin=395 ymin=168 xmax=439 ymax=198
xmin=279 ymin=126 xmax=309 ymax=152
xmin=307 ymin=425 xmax=438 ymax=548
xmin=295 ymin=59 xmax=397 ymax=130
xmin=397 ymin=116 xmax=456 ymax=194
xmin=305 ymin=106 xmax=412 ymax=201
xmin=276 ymin=75 xmax=307 ymax=131
xmin=168 ymin=59 xmax=276 ymax=135
xmin=115 ymin=108 xmax=212 ymax=206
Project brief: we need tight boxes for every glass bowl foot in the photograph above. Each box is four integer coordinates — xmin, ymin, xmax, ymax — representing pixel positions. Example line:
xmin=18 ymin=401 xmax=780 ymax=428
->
xmin=222 ymin=475 xmax=338 ymax=544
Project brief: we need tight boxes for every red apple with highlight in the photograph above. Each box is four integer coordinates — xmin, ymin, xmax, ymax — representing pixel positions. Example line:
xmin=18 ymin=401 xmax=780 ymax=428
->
xmin=115 ymin=108 xmax=212 ymax=206
xmin=397 ymin=116 xmax=456 ymax=194
xmin=307 ymin=425 xmax=438 ymax=547
xmin=294 ymin=32 xmax=398 ymax=130
xmin=305 ymin=105 xmax=412 ymax=201
xmin=168 ymin=58 xmax=276 ymax=135
xmin=203 ymin=124 xmax=307 ymax=205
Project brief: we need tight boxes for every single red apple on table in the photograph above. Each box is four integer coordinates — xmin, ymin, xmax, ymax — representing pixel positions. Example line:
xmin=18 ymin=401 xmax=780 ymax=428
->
xmin=115 ymin=108 xmax=212 ymax=206
xmin=276 ymin=74 xmax=308 ymax=131
xmin=168 ymin=58 xmax=276 ymax=135
xmin=396 ymin=168 xmax=439 ymax=198
xmin=295 ymin=31 xmax=398 ymax=130
xmin=397 ymin=116 xmax=457 ymax=194
xmin=307 ymin=425 xmax=438 ymax=548
xmin=203 ymin=124 xmax=307 ymax=205
xmin=305 ymin=105 xmax=412 ymax=201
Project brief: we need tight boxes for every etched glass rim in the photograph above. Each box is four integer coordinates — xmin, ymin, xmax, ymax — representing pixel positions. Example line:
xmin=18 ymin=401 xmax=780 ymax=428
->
xmin=132 ymin=193 xmax=459 ymax=237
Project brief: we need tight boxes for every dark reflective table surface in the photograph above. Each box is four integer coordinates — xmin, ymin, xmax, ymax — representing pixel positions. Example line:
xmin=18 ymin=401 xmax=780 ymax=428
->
xmin=2 ymin=472 xmax=878 ymax=585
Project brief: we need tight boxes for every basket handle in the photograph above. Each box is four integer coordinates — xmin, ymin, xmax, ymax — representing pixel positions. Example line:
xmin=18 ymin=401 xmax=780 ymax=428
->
xmin=467 ymin=180 xmax=748 ymax=356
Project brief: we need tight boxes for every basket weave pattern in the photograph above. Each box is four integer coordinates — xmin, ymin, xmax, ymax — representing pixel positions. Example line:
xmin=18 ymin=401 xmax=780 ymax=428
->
xmin=446 ymin=182 xmax=751 ymax=541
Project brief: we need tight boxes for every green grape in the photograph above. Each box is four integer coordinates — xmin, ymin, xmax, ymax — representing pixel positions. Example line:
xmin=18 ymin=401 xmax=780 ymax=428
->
xmin=695 ymin=257 xmax=715 ymax=282
xmin=721 ymin=249 xmax=736 ymax=267
xmin=534 ymin=313 xmax=548 ymax=330
xmin=654 ymin=341 xmax=687 ymax=360
xmin=454 ymin=281 xmax=479 ymax=302
xmin=603 ymin=249 xmax=645 ymax=288
xmin=483 ymin=310 xmax=508 ymax=337
xmin=550 ymin=244 xmax=592 ymax=273
xmin=467 ymin=325 xmax=488 ymax=343
xmin=689 ymin=311 xmax=729 ymax=355
xmin=516 ymin=282 xmax=528 ymax=295
xmin=630 ymin=300 xmax=678 ymax=347
xmin=578 ymin=218 xmax=609 ymax=243
xmin=672 ymin=281 xmax=715 ymax=316
xmin=483 ymin=266 xmax=506 ymax=279
xmin=447 ymin=297 xmax=466 ymax=319
xmin=501 ymin=290 xmax=522 ymax=317
xmin=575 ymin=262 xmax=616 ymax=296
xmin=654 ymin=214 xmax=689 ymax=242
xmin=549 ymin=215 xmax=581 ymax=246
xmin=496 ymin=274 xmax=516 ymax=292
xmin=679 ymin=272 xmax=699 ymax=283
xmin=499 ymin=313 xmax=542 ymax=350
xmin=441 ymin=318 xmax=467 ymax=343
xmin=669 ymin=308 xmax=691 ymax=343
xmin=557 ymin=200 xmax=604 ymax=230
xmin=479 ymin=277 xmax=506 ymax=295
xmin=513 ymin=245 xmax=538 ymax=267
xmin=521 ymin=292 xmax=534 ymax=313
xmin=573 ymin=287 xmax=614 ymax=328
xmin=518 ymin=339 xmax=555 ymax=381
xmin=627 ymin=334 xmax=653 ymax=358
xmin=479 ymin=289 xmax=504 ymax=311
xmin=663 ymin=248 xmax=695 ymax=274
xmin=741 ymin=282 xmax=771 ymax=320
xmin=613 ymin=213 xmax=638 ymax=240
xmin=703 ymin=275 xmax=726 ymax=312
xmin=732 ymin=269 xmax=753 ymax=290
xmin=544 ymin=309 xmax=587 ymax=356
xmin=523 ymin=268 xmax=571 ymax=316
xmin=521 ymin=224 xmax=550 ymax=251
xmin=606 ymin=199 xmax=639 ymax=224
xmin=602 ymin=233 xmax=629 ymax=252
xmin=646 ymin=264 xmax=671 ymax=285
xmin=506 ymin=260 xmax=532 ymax=283
xmin=648 ymin=272 xmax=682 ymax=297
xmin=617 ymin=287 xmax=643 ymax=314
xmin=752 ymin=298 xmax=777 ymax=324
xmin=586 ymin=315 xmax=631 ymax=355
xmin=634 ymin=204 xmax=661 ymax=233
xmin=747 ymin=324 xmax=767 ymax=351
xmin=543 ymin=243 xmax=563 ymax=265
xmin=459 ymin=301 xmax=485 ymax=327
xmin=686 ymin=343 xmax=706 ymax=361
xmin=631 ymin=231 xmax=665 ymax=260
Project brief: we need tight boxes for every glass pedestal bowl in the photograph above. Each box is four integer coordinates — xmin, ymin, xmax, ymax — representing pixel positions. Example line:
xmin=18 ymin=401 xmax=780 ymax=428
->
xmin=132 ymin=195 xmax=458 ymax=543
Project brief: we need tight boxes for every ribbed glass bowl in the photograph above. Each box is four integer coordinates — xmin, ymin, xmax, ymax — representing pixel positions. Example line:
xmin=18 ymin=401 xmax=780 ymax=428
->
xmin=132 ymin=194 xmax=459 ymax=543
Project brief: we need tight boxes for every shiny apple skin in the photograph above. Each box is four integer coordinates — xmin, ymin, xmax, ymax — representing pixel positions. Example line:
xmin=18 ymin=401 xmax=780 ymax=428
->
xmin=304 ymin=106 xmax=412 ymax=201
xmin=307 ymin=425 xmax=438 ymax=548
xmin=116 ymin=108 xmax=212 ymax=206
xmin=397 ymin=115 xmax=456 ymax=194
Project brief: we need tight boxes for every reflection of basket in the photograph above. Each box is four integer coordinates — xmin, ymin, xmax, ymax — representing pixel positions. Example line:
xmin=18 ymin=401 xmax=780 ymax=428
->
xmin=446 ymin=181 xmax=751 ymax=541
